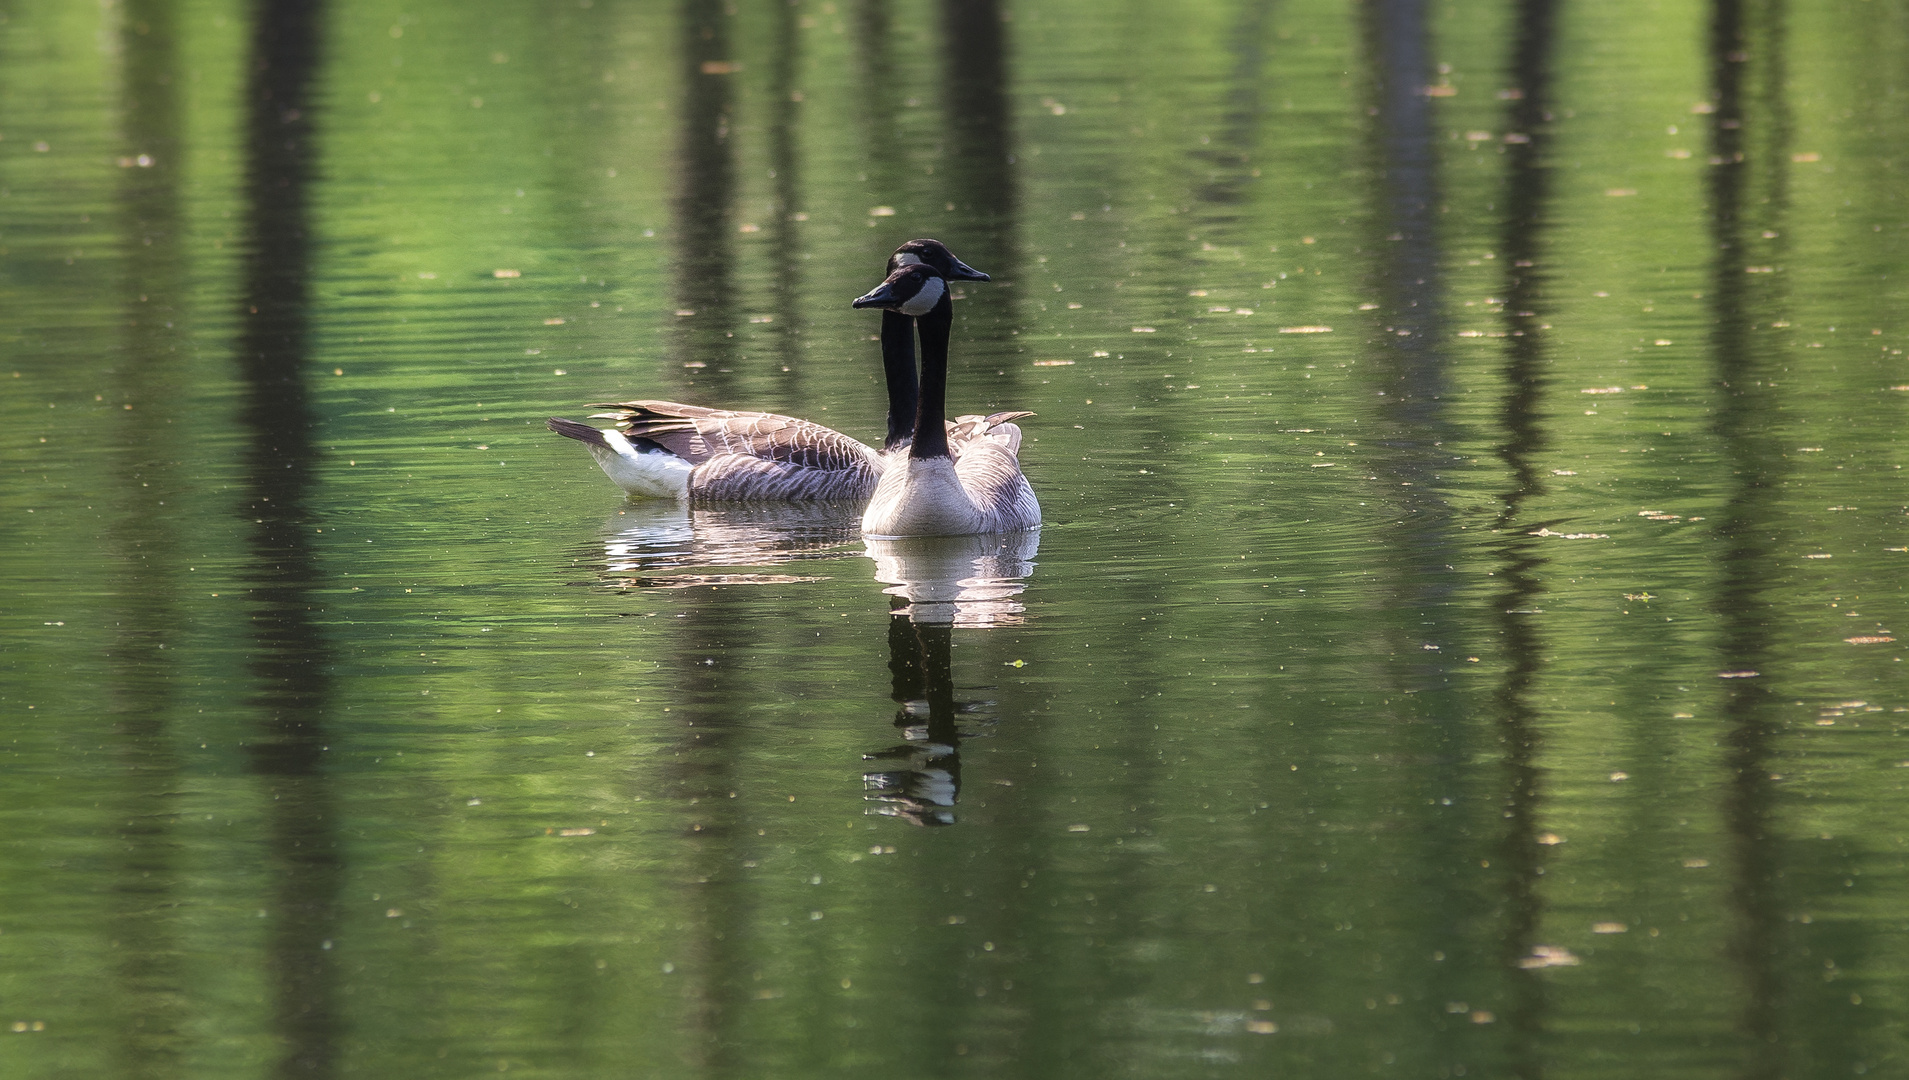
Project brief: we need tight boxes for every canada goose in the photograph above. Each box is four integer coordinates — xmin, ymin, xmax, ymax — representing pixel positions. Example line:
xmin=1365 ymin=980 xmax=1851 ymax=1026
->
xmin=879 ymin=240 xmax=991 ymax=450
xmin=547 ymin=239 xmax=989 ymax=502
xmin=851 ymin=264 xmax=1040 ymax=537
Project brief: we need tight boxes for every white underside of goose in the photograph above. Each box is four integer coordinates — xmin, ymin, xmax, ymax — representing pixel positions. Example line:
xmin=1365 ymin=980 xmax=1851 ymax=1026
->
xmin=583 ymin=428 xmax=695 ymax=499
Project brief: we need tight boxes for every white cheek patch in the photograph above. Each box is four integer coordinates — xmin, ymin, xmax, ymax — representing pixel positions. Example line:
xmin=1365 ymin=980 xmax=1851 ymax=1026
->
xmin=894 ymin=252 xmax=924 ymax=267
xmin=900 ymin=275 xmax=945 ymax=316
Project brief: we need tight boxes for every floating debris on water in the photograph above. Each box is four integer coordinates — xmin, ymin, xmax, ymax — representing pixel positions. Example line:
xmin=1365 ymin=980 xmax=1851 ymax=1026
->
xmin=1518 ymin=946 xmax=1580 ymax=969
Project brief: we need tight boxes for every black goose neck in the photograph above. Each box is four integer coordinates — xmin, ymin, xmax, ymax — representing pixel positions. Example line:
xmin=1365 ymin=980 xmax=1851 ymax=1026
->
xmin=880 ymin=310 xmax=918 ymax=451
xmin=909 ymin=294 xmax=954 ymax=460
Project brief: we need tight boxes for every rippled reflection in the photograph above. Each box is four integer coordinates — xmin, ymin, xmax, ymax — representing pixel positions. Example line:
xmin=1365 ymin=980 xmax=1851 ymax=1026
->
xmin=861 ymin=614 xmax=982 ymax=827
xmin=858 ymin=532 xmax=1035 ymax=826
xmin=862 ymin=530 xmax=1039 ymax=626
xmin=583 ymin=502 xmax=863 ymax=585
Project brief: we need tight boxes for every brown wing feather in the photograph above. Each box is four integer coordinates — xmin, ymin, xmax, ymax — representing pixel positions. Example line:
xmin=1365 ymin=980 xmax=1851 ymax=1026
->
xmin=584 ymin=400 xmax=879 ymax=473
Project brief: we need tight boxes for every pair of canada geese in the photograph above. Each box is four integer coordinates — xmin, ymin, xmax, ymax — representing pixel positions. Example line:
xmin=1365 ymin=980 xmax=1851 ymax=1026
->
xmin=547 ymin=239 xmax=1039 ymax=538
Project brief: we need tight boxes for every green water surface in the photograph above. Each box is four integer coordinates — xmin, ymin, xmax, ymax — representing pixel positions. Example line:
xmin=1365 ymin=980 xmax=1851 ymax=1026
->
xmin=3 ymin=0 xmax=1907 ymax=1076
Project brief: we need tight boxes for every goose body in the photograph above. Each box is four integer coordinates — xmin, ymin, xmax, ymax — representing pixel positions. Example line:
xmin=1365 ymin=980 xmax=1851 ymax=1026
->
xmin=864 ymin=449 xmax=1040 ymax=537
xmin=547 ymin=403 xmax=882 ymax=501
xmin=549 ymin=239 xmax=990 ymax=502
xmin=852 ymin=264 xmax=1040 ymax=537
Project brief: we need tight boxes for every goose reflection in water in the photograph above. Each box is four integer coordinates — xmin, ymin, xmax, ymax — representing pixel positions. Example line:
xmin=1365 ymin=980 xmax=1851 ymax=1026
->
xmin=863 ymin=530 xmax=1039 ymax=627
xmin=860 ymin=532 xmax=1037 ymax=826
xmin=588 ymin=500 xmax=862 ymax=586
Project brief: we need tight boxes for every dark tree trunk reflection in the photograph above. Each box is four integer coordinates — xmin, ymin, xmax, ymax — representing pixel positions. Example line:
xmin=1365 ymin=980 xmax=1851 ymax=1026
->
xmin=1489 ymin=0 xmax=1563 ymax=1072
xmin=855 ymin=0 xmax=906 ymax=238
xmin=940 ymin=0 xmax=1014 ymax=265
xmin=768 ymin=0 xmax=806 ymax=387
xmin=1362 ymin=0 xmax=1447 ymax=424
xmin=675 ymin=0 xmax=740 ymax=392
xmin=663 ymin=590 xmax=757 ymax=1074
xmin=940 ymin=0 xmax=1021 ymax=400
xmin=109 ymin=1 xmax=189 ymax=1074
xmin=235 ymin=1 xmax=340 ymax=1075
xmin=1707 ymin=0 xmax=1792 ymax=1073
xmin=1194 ymin=0 xmax=1277 ymax=212
xmin=1358 ymin=1 xmax=1479 ymax=1069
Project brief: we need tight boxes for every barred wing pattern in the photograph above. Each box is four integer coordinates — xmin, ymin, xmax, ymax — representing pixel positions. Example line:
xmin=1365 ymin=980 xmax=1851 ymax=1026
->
xmin=693 ymin=454 xmax=882 ymax=502
xmin=586 ymin=400 xmax=884 ymax=502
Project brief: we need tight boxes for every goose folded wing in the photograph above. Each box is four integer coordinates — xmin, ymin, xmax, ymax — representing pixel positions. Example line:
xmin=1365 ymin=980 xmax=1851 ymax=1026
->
xmin=588 ymin=400 xmax=878 ymax=472
xmin=692 ymin=454 xmax=883 ymax=502
xmin=952 ymin=441 xmax=1036 ymax=512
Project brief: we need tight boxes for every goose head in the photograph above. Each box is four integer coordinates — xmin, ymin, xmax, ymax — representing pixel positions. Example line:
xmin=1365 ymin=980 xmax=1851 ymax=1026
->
xmin=853 ymin=263 xmax=949 ymax=318
xmin=888 ymin=238 xmax=990 ymax=282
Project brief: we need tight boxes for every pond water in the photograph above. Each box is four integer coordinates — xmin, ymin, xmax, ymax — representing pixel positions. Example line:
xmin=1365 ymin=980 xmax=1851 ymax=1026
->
xmin=3 ymin=0 xmax=1907 ymax=1076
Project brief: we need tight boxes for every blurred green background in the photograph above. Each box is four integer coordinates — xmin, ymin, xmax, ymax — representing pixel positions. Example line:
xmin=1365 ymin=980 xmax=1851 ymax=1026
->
xmin=2 ymin=0 xmax=1906 ymax=1076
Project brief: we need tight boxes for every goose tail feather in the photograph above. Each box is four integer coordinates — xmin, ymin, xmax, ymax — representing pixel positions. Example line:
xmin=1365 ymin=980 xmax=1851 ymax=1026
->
xmin=547 ymin=416 xmax=611 ymax=449
xmin=548 ymin=417 xmax=692 ymax=499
